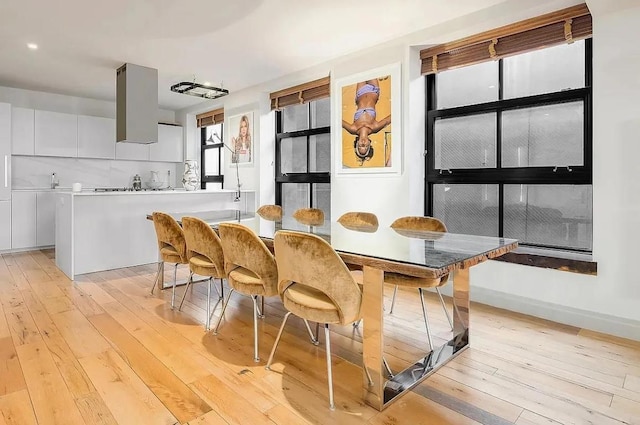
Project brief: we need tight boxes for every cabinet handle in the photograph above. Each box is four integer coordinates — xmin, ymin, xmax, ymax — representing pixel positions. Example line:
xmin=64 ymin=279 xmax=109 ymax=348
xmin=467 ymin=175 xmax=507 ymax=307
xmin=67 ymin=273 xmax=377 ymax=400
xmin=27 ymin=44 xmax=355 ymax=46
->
xmin=4 ymin=155 xmax=7 ymax=188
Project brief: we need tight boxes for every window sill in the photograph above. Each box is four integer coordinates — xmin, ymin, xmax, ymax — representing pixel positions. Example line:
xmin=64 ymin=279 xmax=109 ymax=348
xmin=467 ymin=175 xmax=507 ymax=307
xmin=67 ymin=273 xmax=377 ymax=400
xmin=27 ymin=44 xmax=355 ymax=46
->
xmin=492 ymin=246 xmax=597 ymax=276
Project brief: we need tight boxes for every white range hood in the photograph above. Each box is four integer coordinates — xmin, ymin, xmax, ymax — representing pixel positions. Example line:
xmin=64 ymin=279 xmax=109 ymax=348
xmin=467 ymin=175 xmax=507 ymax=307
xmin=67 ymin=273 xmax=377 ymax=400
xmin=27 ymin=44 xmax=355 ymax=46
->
xmin=116 ymin=63 xmax=158 ymax=144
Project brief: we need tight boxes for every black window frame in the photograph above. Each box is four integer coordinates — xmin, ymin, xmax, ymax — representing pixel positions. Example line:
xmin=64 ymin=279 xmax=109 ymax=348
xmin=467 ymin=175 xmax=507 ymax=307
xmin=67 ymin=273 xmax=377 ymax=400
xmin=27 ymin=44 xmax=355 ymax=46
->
xmin=275 ymin=102 xmax=331 ymax=208
xmin=425 ymin=38 xmax=593 ymax=253
xmin=200 ymin=124 xmax=224 ymax=190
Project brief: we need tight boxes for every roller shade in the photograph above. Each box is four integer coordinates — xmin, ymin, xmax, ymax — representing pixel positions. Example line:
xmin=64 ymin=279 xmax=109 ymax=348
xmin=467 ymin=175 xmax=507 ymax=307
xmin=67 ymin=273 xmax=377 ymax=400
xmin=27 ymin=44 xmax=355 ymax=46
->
xmin=420 ymin=4 xmax=592 ymax=75
xmin=270 ymin=76 xmax=330 ymax=110
xmin=196 ymin=108 xmax=224 ymax=128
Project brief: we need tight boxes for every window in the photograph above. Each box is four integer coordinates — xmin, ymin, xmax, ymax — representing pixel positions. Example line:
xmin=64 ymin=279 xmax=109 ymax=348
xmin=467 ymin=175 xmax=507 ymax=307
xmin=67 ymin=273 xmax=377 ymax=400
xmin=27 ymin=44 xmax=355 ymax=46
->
xmin=426 ymin=39 xmax=592 ymax=252
xmin=275 ymin=98 xmax=331 ymax=224
xmin=200 ymin=123 xmax=224 ymax=189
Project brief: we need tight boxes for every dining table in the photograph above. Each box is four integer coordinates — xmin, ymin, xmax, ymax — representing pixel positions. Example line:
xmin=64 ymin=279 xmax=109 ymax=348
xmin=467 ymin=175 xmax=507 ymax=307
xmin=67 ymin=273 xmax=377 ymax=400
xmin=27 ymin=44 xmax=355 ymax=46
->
xmin=148 ymin=210 xmax=518 ymax=411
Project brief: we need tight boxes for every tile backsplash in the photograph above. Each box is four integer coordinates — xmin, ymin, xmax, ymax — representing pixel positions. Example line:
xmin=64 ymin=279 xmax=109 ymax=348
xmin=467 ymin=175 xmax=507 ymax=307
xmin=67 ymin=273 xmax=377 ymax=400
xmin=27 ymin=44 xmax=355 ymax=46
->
xmin=12 ymin=156 xmax=180 ymax=189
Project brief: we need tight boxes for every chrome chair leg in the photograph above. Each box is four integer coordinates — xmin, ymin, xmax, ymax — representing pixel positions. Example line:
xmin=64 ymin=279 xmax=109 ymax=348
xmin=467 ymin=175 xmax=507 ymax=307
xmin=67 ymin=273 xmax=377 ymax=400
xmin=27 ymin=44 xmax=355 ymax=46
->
xmin=251 ymin=295 xmax=260 ymax=362
xmin=418 ymin=288 xmax=434 ymax=351
xmin=382 ymin=357 xmax=394 ymax=378
xmin=303 ymin=320 xmax=320 ymax=345
xmin=170 ymin=263 xmax=179 ymax=309
xmin=151 ymin=261 xmax=162 ymax=294
xmin=324 ymin=324 xmax=335 ymax=410
xmin=207 ymin=279 xmax=224 ymax=327
xmin=435 ymin=287 xmax=454 ymax=330
xmin=259 ymin=295 xmax=265 ymax=319
xmin=352 ymin=319 xmax=362 ymax=328
xmin=266 ymin=311 xmax=292 ymax=370
xmin=389 ymin=285 xmax=399 ymax=314
xmin=212 ymin=289 xmax=234 ymax=335
xmin=178 ymin=271 xmax=194 ymax=311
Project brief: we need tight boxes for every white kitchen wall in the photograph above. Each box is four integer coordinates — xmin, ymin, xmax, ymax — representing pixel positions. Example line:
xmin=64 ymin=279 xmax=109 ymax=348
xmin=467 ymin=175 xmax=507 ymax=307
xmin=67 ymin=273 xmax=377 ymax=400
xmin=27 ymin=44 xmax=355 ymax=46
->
xmin=12 ymin=156 xmax=178 ymax=189
xmin=179 ymin=0 xmax=640 ymax=340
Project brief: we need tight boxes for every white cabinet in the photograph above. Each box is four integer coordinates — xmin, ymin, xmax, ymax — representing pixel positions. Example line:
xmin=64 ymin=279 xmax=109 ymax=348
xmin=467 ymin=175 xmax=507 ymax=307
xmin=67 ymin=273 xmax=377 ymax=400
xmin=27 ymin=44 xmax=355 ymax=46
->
xmin=36 ymin=191 xmax=56 ymax=246
xmin=11 ymin=191 xmax=37 ymax=249
xmin=0 ymin=103 xmax=10 ymax=201
xmin=116 ymin=141 xmax=149 ymax=161
xmin=0 ymin=201 xmax=10 ymax=250
xmin=150 ymin=124 xmax=183 ymax=162
xmin=34 ymin=110 xmax=78 ymax=157
xmin=11 ymin=107 xmax=35 ymax=155
xmin=78 ymin=115 xmax=115 ymax=159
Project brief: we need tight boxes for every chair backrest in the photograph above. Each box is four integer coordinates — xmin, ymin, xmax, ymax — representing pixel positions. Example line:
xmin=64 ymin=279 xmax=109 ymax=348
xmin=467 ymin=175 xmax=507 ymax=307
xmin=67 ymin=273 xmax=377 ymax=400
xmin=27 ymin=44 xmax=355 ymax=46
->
xmin=218 ymin=222 xmax=278 ymax=294
xmin=274 ymin=230 xmax=362 ymax=325
xmin=182 ymin=216 xmax=225 ymax=278
xmin=390 ymin=216 xmax=447 ymax=232
xmin=256 ymin=204 xmax=283 ymax=221
xmin=293 ymin=208 xmax=325 ymax=226
xmin=338 ymin=212 xmax=379 ymax=231
xmin=151 ymin=212 xmax=187 ymax=262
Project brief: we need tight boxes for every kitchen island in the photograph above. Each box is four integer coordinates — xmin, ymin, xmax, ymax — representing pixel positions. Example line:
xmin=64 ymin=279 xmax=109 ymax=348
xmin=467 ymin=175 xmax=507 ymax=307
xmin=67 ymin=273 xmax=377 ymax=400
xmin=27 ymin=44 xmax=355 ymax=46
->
xmin=55 ymin=189 xmax=255 ymax=280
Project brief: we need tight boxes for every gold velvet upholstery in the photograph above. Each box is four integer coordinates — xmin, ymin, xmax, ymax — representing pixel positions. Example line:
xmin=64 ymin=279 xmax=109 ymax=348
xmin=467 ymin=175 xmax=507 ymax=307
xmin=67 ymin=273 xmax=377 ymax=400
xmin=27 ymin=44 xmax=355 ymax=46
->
xmin=152 ymin=212 xmax=188 ymax=264
xmin=274 ymin=230 xmax=362 ymax=325
xmin=292 ymin=208 xmax=325 ymax=226
xmin=337 ymin=212 xmax=379 ymax=232
xmin=182 ymin=217 xmax=225 ymax=279
xmin=256 ymin=204 xmax=283 ymax=221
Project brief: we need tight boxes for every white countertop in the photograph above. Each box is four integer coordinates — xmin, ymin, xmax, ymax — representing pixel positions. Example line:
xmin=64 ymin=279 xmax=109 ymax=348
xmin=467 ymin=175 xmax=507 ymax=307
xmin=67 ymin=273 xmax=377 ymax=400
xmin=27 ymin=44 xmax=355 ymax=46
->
xmin=55 ymin=189 xmax=251 ymax=196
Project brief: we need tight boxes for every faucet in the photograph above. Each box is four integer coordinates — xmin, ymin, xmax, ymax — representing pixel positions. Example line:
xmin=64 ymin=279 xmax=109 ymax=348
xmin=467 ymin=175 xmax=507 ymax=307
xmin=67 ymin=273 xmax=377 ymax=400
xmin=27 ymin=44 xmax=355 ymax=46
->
xmin=51 ymin=172 xmax=59 ymax=189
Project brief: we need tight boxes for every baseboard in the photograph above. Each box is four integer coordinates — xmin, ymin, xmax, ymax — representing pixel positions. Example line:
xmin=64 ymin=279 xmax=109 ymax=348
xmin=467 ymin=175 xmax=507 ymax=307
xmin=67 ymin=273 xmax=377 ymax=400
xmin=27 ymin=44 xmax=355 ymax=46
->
xmin=468 ymin=286 xmax=640 ymax=342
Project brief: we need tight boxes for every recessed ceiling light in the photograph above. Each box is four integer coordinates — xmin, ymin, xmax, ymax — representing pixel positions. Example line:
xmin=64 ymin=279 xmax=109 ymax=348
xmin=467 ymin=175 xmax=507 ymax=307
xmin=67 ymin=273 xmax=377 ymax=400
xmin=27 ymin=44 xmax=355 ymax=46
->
xmin=27 ymin=43 xmax=38 ymax=50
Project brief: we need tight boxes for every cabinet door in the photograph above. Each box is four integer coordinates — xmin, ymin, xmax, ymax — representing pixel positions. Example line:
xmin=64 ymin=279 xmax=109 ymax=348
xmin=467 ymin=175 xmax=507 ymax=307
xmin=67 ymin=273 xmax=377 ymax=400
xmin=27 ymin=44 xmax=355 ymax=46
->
xmin=78 ymin=115 xmax=115 ymax=159
xmin=11 ymin=107 xmax=35 ymax=155
xmin=150 ymin=124 xmax=183 ymax=162
xmin=11 ymin=191 xmax=37 ymax=249
xmin=0 ymin=103 xmax=10 ymax=201
xmin=35 ymin=110 xmax=78 ymax=157
xmin=0 ymin=200 xmax=10 ymax=251
xmin=115 ymin=141 xmax=149 ymax=161
xmin=36 ymin=191 xmax=56 ymax=246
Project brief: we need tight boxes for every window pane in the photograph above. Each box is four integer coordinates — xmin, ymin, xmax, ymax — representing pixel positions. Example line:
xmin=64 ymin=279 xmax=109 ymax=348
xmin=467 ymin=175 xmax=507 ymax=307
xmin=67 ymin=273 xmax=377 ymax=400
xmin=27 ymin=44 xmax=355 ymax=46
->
xmin=433 ymin=184 xmax=498 ymax=236
xmin=281 ymin=136 xmax=307 ymax=174
xmin=503 ymin=40 xmax=585 ymax=99
xmin=204 ymin=123 xmax=223 ymax=144
xmin=281 ymin=183 xmax=309 ymax=228
xmin=436 ymin=61 xmax=498 ymax=109
xmin=310 ymin=98 xmax=330 ymax=128
xmin=309 ymin=134 xmax=330 ymax=172
xmin=282 ymin=103 xmax=309 ymax=132
xmin=504 ymin=185 xmax=592 ymax=250
xmin=434 ymin=113 xmax=496 ymax=169
xmin=312 ymin=183 xmax=331 ymax=220
xmin=502 ymin=102 xmax=583 ymax=167
xmin=204 ymin=148 xmax=220 ymax=176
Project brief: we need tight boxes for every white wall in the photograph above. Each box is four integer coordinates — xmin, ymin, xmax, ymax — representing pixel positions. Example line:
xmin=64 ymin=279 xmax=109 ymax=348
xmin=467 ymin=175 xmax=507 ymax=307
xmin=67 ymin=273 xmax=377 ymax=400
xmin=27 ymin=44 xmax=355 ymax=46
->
xmin=176 ymin=0 xmax=640 ymax=340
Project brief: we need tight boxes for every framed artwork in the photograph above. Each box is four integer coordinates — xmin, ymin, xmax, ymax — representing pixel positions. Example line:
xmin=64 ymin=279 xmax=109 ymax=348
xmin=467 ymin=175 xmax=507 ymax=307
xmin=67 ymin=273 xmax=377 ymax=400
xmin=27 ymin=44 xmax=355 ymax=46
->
xmin=334 ymin=62 xmax=401 ymax=174
xmin=227 ymin=112 xmax=254 ymax=166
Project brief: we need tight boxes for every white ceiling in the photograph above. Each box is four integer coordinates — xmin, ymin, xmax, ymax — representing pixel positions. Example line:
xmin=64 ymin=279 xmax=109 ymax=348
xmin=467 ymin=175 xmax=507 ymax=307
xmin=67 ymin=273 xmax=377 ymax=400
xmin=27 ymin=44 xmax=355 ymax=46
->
xmin=0 ymin=0 xmax=512 ymax=111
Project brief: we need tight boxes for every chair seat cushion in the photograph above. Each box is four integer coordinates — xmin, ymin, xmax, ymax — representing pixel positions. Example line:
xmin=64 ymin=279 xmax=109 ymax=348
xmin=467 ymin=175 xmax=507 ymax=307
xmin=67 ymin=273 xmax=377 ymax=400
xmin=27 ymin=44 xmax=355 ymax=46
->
xmin=283 ymin=283 xmax=340 ymax=324
xmin=160 ymin=246 xmax=185 ymax=264
xmin=189 ymin=254 xmax=224 ymax=278
xmin=228 ymin=267 xmax=274 ymax=296
xmin=384 ymin=272 xmax=448 ymax=288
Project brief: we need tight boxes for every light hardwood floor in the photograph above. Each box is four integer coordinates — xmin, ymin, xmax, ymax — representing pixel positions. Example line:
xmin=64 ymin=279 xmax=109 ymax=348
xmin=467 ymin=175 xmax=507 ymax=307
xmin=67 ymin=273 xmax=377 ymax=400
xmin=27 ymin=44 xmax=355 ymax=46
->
xmin=0 ymin=249 xmax=639 ymax=425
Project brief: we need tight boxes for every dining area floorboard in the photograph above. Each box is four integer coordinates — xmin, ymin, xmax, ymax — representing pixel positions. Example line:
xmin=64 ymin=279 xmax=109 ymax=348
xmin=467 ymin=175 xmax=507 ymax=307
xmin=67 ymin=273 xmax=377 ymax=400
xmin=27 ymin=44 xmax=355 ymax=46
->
xmin=0 ymin=249 xmax=638 ymax=424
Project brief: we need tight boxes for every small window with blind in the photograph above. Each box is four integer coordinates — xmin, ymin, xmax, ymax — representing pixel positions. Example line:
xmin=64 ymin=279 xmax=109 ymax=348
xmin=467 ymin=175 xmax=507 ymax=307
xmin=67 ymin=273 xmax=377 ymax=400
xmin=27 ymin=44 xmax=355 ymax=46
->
xmin=271 ymin=77 xmax=331 ymax=228
xmin=424 ymin=4 xmax=593 ymax=254
xmin=197 ymin=108 xmax=224 ymax=189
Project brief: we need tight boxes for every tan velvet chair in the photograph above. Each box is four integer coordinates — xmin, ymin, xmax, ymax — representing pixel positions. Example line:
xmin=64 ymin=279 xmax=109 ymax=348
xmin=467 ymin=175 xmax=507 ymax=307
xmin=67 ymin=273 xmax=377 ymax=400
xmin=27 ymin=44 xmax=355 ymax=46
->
xmin=266 ymin=230 xmax=363 ymax=410
xmin=214 ymin=222 xmax=279 ymax=362
xmin=337 ymin=211 xmax=379 ymax=232
xmin=292 ymin=208 xmax=325 ymax=226
xmin=387 ymin=216 xmax=453 ymax=350
xmin=256 ymin=204 xmax=283 ymax=221
xmin=181 ymin=216 xmax=226 ymax=330
xmin=151 ymin=212 xmax=189 ymax=308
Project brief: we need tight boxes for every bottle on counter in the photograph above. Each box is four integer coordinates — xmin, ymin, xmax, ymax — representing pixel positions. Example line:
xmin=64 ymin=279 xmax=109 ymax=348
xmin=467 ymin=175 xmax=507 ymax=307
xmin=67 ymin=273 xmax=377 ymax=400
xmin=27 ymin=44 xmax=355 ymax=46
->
xmin=132 ymin=174 xmax=142 ymax=191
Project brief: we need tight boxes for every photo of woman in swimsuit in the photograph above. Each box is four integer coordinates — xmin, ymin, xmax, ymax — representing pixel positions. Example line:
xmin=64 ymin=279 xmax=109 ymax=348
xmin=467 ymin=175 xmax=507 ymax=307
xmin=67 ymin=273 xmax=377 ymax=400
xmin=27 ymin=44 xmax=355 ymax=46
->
xmin=341 ymin=77 xmax=392 ymax=167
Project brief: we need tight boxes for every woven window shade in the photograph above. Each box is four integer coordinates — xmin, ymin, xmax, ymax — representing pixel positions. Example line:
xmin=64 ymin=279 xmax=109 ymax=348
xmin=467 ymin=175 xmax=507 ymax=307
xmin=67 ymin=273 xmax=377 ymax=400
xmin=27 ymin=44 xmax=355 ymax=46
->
xmin=196 ymin=108 xmax=224 ymax=128
xmin=420 ymin=4 xmax=592 ymax=75
xmin=270 ymin=76 xmax=330 ymax=110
